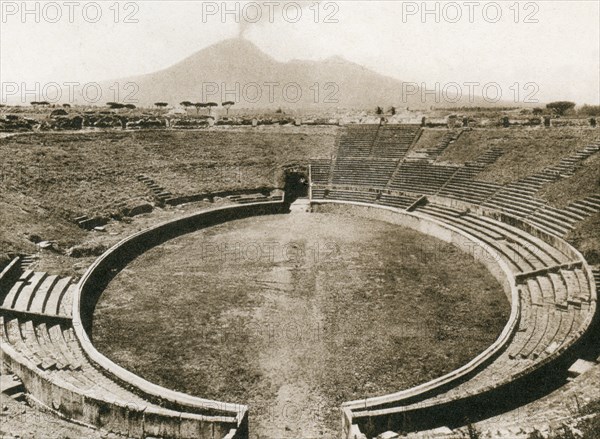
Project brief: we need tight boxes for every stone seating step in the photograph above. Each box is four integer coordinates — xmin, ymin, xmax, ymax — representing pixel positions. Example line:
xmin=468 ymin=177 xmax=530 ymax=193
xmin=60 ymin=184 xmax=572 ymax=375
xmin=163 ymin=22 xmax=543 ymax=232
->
xmin=548 ymin=273 xmax=568 ymax=306
xmin=421 ymin=206 xmax=504 ymax=241
xmin=440 ymin=186 xmax=495 ymax=198
xmin=531 ymin=310 xmax=562 ymax=359
xmin=47 ymin=324 xmax=82 ymax=370
xmin=44 ymin=277 xmax=72 ymax=316
xmin=527 ymin=278 xmax=544 ymax=306
xmin=13 ymin=272 xmax=48 ymax=312
xmin=560 ymin=270 xmax=583 ymax=306
xmin=519 ymin=310 xmax=550 ymax=359
xmin=508 ymin=302 xmax=538 ymax=359
xmin=536 ymin=275 xmax=556 ymax=303
xmin=489 ymin=193 xmax=544 ymax=210
xmin=587 ymin=193 xmax=600 ymax=202
xmin=542 ymin=310 xmax=575 ymax=357
xmin=530 ymin=210 xmax=575 ymax=229
xmin=34 ymin=322 xmax=70 ymax=370
xmin=3 ymin=317 xmax=171 ymax=409
xmin=29 ymin=275 xmax=59 ymax=314
xmin=469 ymin=215 xmax=566 ymax=265
xmin=574 ymin=198 xmax=600 ymax=210
xmin=497 ymin=185 xmax=542 ymax=197
xmin=419 ymin=207 xmax=525 ymax=272
xmin=539 ymin=205 xmax=584 ymax=222
xmin=566 ymin=203 xmax=596 ymax=216
xmin=2 ymin=317 xmax=44 ymax=369
xmin=59 ymin=284 xmax=77 ymax=318
xmin=483 ymin=199 xmax=533 ymax=217
xmin=2 ymin=270 xmax=33 ymax=309
xmin=20 ymin=319 xmax=58 ymax=370
xmin=525 ymin=216 xmax=570 ymax=237
xmin=574 ymin=269 xmax=592 ymax=302
xmin=503 ymin=242 xmax=543 ymax=272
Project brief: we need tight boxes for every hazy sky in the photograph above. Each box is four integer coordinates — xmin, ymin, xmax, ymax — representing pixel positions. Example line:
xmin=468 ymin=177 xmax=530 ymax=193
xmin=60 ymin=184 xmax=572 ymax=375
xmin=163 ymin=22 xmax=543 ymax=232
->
xmin=1 ymin=0 xmax=599 ymax=105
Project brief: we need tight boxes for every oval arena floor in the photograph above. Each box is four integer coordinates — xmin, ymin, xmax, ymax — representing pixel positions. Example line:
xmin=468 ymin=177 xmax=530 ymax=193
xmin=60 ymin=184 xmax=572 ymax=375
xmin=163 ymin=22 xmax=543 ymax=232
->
xmin=92 ymin=211 xmax=509 ymax=438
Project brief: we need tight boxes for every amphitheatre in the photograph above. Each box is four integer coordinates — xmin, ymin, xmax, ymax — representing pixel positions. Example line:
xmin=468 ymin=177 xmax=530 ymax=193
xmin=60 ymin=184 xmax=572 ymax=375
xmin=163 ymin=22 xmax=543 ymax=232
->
xmin=0 ymin=106 xmax=599 ymax=439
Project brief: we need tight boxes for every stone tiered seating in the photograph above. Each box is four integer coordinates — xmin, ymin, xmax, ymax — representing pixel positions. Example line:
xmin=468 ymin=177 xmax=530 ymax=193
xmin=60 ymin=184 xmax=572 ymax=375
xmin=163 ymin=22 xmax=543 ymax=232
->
xmin=311 ymin=188 xmax=418 ymax=211
xmin=460 ymin=147 xmax=599 ymax=236
xmin=418 ymin=205 xmax=562 ymax=273
xmin=0 ymin=259 xmax=243 ymax=438
xmin=406 ymin=129 xmax=462 ymax=162
xmin=544 ymin=141 xmax=600 ymax=177
xmin=230 ymin=194 xmax=283 ymax=204
xmin=472 ymin=147 xmax=505 ymax=166
xmin=372 ymin=125 xmax=421 ymax=159
xmin=309 ymin=159 xmax=332 ymax=185
xmin=438 ymin=171 xmax=500 ymax=205
xmin=413 ymin=204 xmax=592 ymax=366
xmin=328 ymin=125 xmax=423 ymax=189
xmin=377 ymin=193 xmax=420 ymax=210
xmin=426 ymin=130 xmax=460 ymax=158
xmin=388 ymin=162 xmax=459 ymax=195
xmin=526 ymin=194 xmax=600 ymax=236
xmin=390 ymin=147 xmax=503 ymax=203
xmin=1 ymin=314 xmax=185 ymax=405
xmin=309 ymin=135 xmax=598 ymax=438
xmin=325 ymin=189 xmax=377 ymax=204
xmin=566 ymin=194 xmax=600 ymax=216
xmin=2 ymin=271 xmax=74 ymax=318
xmin=453 ymin=147 xmax=572 ymax=217
xmin=479 ymin=167 xmax=557 ymax=218
xmin=332 ymin=159 xmax=398 ymax=188
xmin=311 ymin=188 xmax=326 ymax=199
xmin=337 ymin=125 xmax=379 ymax=157
xmin=345 ymin=201 xmax=594 ymax=438
xmin=483 ymin=187 xmax=547 ymax=218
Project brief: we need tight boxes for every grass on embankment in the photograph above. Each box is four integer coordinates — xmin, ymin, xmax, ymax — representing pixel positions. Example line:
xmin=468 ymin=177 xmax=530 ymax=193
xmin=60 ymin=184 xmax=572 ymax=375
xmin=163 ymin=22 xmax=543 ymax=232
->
xmin=411 ymin=128 xmax=450 ymax=153
xmin=0 ymin=127 xmax=337 ymax=263
xmin=538 ymin=154 xmax=600 ymax=208
xmin=439 ymin=127 xmax=599 ymax=184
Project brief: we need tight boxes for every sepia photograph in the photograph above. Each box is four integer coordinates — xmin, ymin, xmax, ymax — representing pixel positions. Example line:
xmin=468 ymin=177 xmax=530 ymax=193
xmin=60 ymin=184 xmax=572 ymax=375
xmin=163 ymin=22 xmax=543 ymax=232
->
xmin=0 ymin=1 xmax=599 ymax=438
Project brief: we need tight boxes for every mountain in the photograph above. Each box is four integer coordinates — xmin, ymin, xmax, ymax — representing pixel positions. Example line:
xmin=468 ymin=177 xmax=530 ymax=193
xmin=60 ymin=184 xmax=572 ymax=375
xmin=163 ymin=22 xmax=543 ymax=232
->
xmin=91 ymin=38 xmax=487 ymax=110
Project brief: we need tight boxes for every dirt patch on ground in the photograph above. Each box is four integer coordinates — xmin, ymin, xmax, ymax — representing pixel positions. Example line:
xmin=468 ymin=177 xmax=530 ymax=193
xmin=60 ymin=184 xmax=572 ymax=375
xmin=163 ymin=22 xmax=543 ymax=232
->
xmin=93 ymin=211 xmax=509 ymax=438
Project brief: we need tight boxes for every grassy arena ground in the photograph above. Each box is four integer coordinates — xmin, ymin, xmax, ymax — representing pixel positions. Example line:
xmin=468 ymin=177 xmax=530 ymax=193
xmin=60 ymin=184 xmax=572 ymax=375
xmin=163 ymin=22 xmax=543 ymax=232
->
xmin=93 ymin=211 xmax=509 ymax=438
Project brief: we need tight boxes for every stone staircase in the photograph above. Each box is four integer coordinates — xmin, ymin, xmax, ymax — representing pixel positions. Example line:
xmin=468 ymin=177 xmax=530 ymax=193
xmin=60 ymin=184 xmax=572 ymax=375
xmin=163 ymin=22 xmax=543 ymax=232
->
xmin=136 ymin=174 xmax=173 ymax=203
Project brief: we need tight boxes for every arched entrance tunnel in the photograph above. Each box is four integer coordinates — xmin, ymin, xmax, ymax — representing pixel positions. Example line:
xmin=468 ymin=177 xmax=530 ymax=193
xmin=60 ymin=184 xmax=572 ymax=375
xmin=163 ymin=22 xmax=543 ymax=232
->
xmin=282 ymin=165 xmax=309 ymax=204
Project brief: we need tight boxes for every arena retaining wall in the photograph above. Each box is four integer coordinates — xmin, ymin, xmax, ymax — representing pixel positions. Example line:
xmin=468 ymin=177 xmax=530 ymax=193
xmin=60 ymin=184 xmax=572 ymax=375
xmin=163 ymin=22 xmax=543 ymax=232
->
xmin=1 ymin=332 xmax=239 ymax=439
xmin=311 ymin=200 xmax=596 ymax=438
xmin=72 ymin=201 xmax=287 ymax=438
xmin=4 ymin=197 xmax=594 ymax=438
xmin=312 ymin=202 xmax=518 ymax=422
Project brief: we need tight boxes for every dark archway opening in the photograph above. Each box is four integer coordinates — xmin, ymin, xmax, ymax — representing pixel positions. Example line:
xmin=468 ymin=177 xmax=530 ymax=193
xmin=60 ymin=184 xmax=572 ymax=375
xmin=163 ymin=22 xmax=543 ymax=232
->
xmin=282 ymin=167 xmax=309 ymax=204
